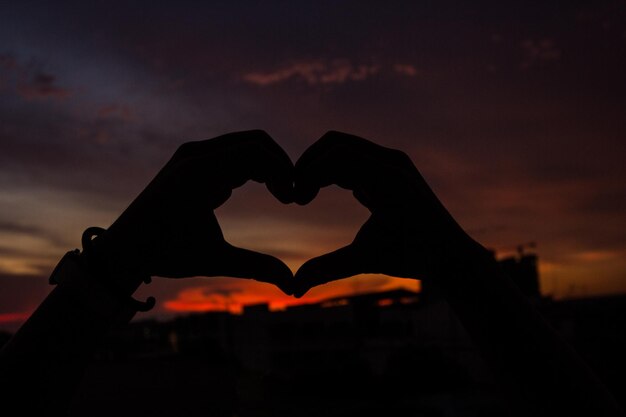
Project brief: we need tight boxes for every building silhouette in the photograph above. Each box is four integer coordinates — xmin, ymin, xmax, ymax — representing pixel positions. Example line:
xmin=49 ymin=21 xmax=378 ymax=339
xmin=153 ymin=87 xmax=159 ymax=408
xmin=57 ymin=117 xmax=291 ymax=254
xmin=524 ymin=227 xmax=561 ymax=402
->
xmin=3 ymin=249 xmax=624 ymax=416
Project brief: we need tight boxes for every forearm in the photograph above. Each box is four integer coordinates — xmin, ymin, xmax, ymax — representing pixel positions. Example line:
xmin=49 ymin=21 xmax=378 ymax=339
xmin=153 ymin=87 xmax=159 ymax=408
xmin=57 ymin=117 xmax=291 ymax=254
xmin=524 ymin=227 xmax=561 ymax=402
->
xmin=433 ymin=237 xmax=625 ymax=416
xmin=0 ymin=251 xmax=142 ymax=414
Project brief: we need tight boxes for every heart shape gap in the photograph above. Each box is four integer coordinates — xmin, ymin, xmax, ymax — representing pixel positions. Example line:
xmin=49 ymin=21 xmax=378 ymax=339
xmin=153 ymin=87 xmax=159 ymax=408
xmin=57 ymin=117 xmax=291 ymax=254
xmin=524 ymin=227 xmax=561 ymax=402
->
xmin=215 ymin=182 xmax=369 ymax=273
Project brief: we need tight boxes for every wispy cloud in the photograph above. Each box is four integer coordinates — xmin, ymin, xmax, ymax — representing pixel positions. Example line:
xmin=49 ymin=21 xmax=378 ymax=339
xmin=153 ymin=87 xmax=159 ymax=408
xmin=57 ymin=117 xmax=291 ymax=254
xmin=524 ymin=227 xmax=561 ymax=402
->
xmin=242 ymin=59 xmax=380 ymax=86
xmin=393 ymin=64 xmax=419 ymax=77
xmin=97 ymin=104 xmax=135 ymax=122
xmin=164 ymin=284 xmax=247 ymax=313
xmin=17 ymin=72 xmax=71 ymax=100
xmin=0 ymin=221 xmax=68 ymax=248
xmin=0 ymin=54 xmax=71 ymax=101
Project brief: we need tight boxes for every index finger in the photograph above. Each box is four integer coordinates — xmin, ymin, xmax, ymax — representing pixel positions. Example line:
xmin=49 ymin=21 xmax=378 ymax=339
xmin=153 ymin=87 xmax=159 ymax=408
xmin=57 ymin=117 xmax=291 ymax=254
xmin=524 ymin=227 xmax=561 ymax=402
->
xmin=181 ymin=130 xmax=295 ymax=204
xmin=294 ymin=131 xmax=414 ymax=209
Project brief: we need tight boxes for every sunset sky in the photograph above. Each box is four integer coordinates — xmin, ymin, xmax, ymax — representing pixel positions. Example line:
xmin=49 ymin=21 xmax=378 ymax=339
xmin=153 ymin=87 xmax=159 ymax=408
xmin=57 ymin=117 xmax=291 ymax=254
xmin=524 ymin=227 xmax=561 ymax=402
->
xmin=1 ymin=1 xmax=625 ymax=331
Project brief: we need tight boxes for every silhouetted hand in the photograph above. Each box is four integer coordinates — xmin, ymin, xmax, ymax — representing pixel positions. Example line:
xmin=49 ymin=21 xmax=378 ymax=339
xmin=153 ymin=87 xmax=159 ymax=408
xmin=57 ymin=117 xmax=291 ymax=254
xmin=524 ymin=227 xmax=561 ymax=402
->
xmin=292 ymin=131 xmax=473 ymax=297
xmin=93 ymin=130 xmax=295 ymax=295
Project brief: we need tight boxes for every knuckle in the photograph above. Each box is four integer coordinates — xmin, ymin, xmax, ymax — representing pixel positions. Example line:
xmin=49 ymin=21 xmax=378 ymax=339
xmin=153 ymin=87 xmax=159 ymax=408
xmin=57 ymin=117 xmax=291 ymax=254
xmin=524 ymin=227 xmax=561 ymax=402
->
xmin=230 ymin=130 xmax=278 ymax=153
xmin=238 ymin=129 xmax=272 ymax=142
xmin=319 ymin=130 xmax=346 ymax=144
xmin=173 ymin=141 xmax=197 ymax=158
xmin=390 ymin=148 xmax=414 ymax=166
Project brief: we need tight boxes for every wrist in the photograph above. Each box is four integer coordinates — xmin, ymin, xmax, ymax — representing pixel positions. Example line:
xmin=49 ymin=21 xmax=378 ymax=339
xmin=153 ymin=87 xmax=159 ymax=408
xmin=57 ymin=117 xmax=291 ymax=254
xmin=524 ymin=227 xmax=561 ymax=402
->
xmin=49 ymin=248 xmax=154 ymax=323
xmin=75 ymin=227 xmax=155 ymax=315
xmin=86 ymin=227 xmax=150 ymax=296
xmin=428 ymin=233 xmax=497 ymax=283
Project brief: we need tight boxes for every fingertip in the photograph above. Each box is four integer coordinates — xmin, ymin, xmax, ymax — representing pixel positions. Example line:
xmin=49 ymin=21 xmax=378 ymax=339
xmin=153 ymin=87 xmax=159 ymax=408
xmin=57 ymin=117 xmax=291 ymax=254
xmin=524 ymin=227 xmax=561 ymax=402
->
xmin=292 ymin=261 xmax=320 ymax=298
xmin=273 ymin=262 xmax=295 ymax=296
xmin=267 ymin=180 xmax=295 ymax=204
xmin=293 ymin=190 xmax=318 ymax=206
xmin=277 ymin=283 xmax=294 ymax=297
xmin=293 ymin=182 xmax=319 ymax=205
xmin=293 ymin=258 xmax=329 ymax=297
xmin=219 ymin=244 xmax=295 ymax=291
xmin=274 ymin=261 xmax=295 ymax=281
xmin=319 ymin=130 xmax=344 ymax=141
xmin=292 ymin=284 xmax=310 ymax=299
xmin=293 ymin=260 xmax=314 ymax=281
xmin=242 ymin=129 xmax=276 ymax=145
xmin=293 ymin=245 xmax=361 ymax=295
xmin=291 ymin=269 xmax=308 ymax=298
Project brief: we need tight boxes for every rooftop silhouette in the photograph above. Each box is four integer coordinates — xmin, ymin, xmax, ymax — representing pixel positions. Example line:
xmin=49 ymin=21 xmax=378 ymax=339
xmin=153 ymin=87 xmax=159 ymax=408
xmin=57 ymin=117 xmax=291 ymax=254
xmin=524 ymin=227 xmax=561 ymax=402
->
xmin=40 ymin=250 xmax=622 ymax=417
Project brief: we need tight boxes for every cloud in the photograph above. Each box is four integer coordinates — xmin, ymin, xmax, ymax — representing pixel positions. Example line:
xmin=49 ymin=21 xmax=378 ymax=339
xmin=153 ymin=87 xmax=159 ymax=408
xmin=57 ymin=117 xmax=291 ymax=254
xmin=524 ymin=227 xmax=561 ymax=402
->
xmin=349 ymin=274 xmax=393 ymax=293
xmin=0 ymin=54 xmax=71 ymax=101
xmin=242 ymin=59 xmax=380 ymax=86
xmin=0 ymin=94 xmax=164 ymax=207
xmin=571 ymin=250 xmax=622 ymax=263
xmin=0 ymin=221 xmax=68 ymax=248
xmin=0 ymin=54 xmax=17 ymax=70
xmin=97 ymin=104 xmax=135 ymax=122
xmin=393 ymin=64 xmax=419 ymax=77
xmin=242 ymin=60 xmax=421 ymax=89
xmin=17 ymin=72 xmax=71 ymax=100
xmin=164 ymin=284 xmax=250 ymax=313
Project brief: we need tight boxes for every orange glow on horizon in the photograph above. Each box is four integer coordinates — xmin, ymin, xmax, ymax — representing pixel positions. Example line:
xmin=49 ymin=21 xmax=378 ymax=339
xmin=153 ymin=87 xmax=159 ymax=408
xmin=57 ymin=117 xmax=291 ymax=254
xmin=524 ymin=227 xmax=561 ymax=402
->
xmin=162 ymin=276 xmax=421 ymax=315
xmin=164 ymin=295 xmax=320 ymax=315
xmin=0 ymin=312 xmax=31 ymax=324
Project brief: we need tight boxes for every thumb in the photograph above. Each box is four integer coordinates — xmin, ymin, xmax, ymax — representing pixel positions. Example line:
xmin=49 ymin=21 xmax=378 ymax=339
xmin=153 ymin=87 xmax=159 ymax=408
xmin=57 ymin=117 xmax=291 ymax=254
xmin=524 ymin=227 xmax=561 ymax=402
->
xmin=208 ymin=243 xmax=295 ymax=296
xmin=293 ymin=244 xmax=362 ymax=298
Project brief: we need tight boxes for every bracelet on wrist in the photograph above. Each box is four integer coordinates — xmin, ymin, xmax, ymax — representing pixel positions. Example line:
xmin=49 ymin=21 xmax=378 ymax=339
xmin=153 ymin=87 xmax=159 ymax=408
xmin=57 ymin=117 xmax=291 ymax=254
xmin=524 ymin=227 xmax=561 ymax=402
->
xmin=48 ymin=227 xmax=156 ymax=321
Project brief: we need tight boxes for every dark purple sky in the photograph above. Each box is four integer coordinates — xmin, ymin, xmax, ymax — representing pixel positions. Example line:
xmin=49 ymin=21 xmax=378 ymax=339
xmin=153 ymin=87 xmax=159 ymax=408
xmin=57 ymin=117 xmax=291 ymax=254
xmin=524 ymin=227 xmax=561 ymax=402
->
xmin=1 ymin=0 xmax=625 ymax=331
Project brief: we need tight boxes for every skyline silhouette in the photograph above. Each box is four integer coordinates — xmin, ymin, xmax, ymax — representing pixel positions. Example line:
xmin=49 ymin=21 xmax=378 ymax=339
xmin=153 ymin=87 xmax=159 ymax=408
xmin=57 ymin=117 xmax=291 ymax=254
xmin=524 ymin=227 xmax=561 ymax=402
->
xmin=3 ymin=251 xmax=622 ymax=417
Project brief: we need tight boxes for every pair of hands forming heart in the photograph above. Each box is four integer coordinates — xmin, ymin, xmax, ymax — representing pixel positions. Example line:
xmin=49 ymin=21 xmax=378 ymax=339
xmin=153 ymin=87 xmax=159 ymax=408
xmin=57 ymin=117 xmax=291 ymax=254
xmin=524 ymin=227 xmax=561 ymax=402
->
xmin=93 ymin=130 xmax=474 ymax=299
